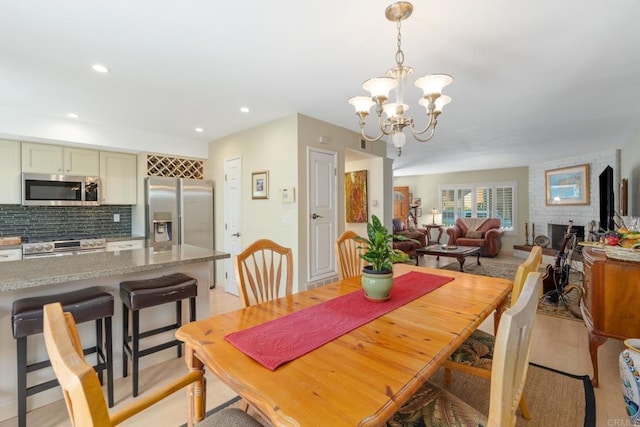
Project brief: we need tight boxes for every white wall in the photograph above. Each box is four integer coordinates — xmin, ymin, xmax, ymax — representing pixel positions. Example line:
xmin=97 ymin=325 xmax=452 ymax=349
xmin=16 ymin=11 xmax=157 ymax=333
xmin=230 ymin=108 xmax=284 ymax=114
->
xmin=622 ymin=126 xmax=640 ymax=216
xmin=208 ymin=115 xmax=300 ymax=290
xmin=208 ymin=114 xmax=389 ymax=292
xmin=529 ymin=150 xmax=619 ymax=235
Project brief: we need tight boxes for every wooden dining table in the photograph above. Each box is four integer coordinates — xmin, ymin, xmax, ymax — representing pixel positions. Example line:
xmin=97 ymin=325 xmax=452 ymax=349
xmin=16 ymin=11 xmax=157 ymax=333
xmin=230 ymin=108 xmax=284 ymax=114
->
xmin=175 ymin=263 xmax=512 ymax=427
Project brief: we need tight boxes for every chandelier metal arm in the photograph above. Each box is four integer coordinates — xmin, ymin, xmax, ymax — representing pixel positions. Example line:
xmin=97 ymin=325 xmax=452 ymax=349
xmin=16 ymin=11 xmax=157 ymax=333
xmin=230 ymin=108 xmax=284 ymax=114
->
xmin=407 ymin=111 xmax=437 ymax=137
xmin=409 ymin=122 xmax=438 ymax=143
xmin=355 ymin=112 xmax=395 ymax=142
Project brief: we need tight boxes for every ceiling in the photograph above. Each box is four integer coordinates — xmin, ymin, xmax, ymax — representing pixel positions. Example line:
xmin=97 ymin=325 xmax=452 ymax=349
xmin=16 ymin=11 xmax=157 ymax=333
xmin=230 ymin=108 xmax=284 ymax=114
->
xmin=2 ymin=0 xmax=639 ymax=176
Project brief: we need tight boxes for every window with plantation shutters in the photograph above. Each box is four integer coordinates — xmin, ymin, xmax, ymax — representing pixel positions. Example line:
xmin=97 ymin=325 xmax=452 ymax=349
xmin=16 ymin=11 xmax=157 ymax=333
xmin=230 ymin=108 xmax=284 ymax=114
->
xmin=439 ymin=182 xmax=516 ymax=232
xmin=496 ymin=186 xmax=514 ymax=229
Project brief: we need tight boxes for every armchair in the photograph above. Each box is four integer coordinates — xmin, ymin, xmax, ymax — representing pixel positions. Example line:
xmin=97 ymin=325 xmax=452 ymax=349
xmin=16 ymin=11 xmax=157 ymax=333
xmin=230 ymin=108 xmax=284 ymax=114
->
xmin=392 ymin=218 xmax=427 ymax=261
xmin=446 ymin=218 xmax=503 ymax=257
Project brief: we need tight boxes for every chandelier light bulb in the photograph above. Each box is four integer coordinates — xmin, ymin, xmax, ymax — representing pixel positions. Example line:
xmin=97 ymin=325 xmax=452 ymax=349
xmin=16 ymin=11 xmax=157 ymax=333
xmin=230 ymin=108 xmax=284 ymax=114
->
xmin=348 ymin=96 xmax=375 ymax=114
xmin=362 ymin=77 xmax=397 ymax=100
xmin=382 ymin=103 xmax=409 ymax=119
xmin=347 ymin=2 xmax=453 ymax=156
xmin=433 ymin=95 xmax=452 ymax=113
xmin=414 ymin=74 xmax=453 ymax=97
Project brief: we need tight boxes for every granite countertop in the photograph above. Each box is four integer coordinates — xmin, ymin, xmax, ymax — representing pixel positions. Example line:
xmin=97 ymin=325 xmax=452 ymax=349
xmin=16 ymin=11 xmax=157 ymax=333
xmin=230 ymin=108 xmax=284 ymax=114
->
xmin=0 ymin=244 xmax=229 ymax=292
xmin=105 ymin=235 xmax=145 ymax=242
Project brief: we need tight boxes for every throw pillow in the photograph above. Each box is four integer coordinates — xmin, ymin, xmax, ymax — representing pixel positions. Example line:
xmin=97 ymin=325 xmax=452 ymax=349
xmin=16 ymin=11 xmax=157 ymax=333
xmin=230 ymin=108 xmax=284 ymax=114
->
xmin=465 ymin=230 xmax=483 ymax=239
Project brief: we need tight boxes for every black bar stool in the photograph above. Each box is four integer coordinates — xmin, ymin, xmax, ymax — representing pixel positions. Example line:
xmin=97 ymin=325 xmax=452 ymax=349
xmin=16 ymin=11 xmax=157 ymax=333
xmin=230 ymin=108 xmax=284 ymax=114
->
xmin=11 ymin=287 xmax=114 ymax=427
xmin=120 ymin=273 xmax=197 ymax=397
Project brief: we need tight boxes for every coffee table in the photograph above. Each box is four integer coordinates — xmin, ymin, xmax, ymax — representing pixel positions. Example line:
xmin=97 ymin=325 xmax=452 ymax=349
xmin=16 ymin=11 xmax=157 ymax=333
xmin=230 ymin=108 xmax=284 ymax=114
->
xmin=416 ymin=244 xmax=481 ymax=271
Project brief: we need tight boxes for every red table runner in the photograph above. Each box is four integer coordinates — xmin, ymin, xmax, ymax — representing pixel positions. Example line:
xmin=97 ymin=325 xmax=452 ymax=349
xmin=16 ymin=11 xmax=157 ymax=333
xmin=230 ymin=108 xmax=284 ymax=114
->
xmin=224 ymin=271 xmax=454 ymax=370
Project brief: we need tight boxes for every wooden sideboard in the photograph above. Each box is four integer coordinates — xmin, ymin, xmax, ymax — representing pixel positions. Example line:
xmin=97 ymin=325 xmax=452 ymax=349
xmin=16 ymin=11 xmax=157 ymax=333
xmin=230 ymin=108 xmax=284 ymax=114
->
xmin=581 ymin=247 xmax=640 ymax=387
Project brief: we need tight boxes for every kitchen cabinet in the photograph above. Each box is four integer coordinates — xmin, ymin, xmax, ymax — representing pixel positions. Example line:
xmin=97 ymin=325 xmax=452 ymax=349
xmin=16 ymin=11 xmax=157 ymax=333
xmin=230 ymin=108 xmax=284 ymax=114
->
xmin=0 ymin=248 xmax=22 ymax=262
xmin=99 ymin=151 xmax=138 ymax=205
xmin=0 ymin=139 xmax=21 ymax=204
xmin=581 ymin=247 xmax=640 ymax=387
xmin=106 ymin=239 xmax=144 ymax=252
xmin=22 ymin=142 xmax=99 ymax=176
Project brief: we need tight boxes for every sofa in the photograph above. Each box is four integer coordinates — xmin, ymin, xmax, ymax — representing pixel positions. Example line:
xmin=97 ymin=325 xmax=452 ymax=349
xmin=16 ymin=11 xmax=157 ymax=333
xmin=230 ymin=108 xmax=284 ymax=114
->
xmin=446 ymin=218 xmax=503 ymax=257
xmin=392 ymin=218 xmax=427 ymax=261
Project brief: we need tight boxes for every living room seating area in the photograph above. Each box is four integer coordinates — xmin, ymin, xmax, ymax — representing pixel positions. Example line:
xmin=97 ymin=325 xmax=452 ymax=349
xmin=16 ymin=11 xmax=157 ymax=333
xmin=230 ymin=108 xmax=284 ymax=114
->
xmin=446 ymin=218 xmax=503 ymax=257
xmin=392 ymin=218 xmax=427 ymax=261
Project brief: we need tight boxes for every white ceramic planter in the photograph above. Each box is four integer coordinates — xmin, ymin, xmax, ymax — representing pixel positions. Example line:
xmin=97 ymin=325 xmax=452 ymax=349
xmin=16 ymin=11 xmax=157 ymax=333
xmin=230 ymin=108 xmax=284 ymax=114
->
xmin=619 ymin=338 xmax=640 ymax=424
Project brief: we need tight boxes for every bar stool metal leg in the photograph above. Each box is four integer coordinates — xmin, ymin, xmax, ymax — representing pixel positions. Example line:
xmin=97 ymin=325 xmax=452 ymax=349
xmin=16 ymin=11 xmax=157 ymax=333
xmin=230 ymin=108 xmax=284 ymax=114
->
xmin=16 ymin=337 xmax=27 ymax=427
xmin=104 ymin=316 xmax=114 ymax=407
xmin=132 ymin=309 xmax=140 ymax=397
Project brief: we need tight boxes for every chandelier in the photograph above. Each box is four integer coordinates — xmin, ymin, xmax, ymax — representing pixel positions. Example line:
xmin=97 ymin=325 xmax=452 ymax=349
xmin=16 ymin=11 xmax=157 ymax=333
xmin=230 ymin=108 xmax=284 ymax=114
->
xmin=348 ymin=1 xmax=453 ymax=156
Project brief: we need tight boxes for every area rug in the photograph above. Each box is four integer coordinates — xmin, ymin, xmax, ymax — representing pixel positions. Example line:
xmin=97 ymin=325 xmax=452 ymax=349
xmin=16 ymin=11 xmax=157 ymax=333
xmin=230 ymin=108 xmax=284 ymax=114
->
xmin=439 ymin=261 xmax=584 ymax=321
xmin=200 ymin=364 xmax=595 ymax=427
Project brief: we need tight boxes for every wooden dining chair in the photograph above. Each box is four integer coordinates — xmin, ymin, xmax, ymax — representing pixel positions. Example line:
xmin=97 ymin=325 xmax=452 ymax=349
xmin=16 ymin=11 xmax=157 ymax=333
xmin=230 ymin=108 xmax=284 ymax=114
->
xmin=235 ymin=239 xmax=293 ymax=308
xmin=442 ymin=245 xmax=543 ymax=419
xmin=42 ymin=302 xmax=261 ymax=427
xmin=335 ymin=230 xmax=367 ymax=280
xmin=387 ymin=272 xmax=542 ymax=427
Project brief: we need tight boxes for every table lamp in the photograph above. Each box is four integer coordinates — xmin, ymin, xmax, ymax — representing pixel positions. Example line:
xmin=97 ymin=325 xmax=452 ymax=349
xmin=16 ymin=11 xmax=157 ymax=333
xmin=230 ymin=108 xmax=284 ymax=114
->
xmin=430 ymin=208 xmax=440 ymax=225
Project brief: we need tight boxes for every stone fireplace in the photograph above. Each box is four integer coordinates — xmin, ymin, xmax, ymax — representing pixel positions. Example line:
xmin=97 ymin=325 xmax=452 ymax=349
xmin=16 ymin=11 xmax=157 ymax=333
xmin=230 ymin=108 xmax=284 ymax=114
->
xmin=548 ymin=223 xmax=585 ymax=250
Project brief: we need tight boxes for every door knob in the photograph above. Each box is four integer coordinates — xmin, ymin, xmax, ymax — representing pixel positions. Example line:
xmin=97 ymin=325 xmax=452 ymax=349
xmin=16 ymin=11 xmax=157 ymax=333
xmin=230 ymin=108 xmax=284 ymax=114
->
xmin=311 ymin=213 xmax=323 ymax=219
xmin=232 ymin=232 xmax=241 ymax=237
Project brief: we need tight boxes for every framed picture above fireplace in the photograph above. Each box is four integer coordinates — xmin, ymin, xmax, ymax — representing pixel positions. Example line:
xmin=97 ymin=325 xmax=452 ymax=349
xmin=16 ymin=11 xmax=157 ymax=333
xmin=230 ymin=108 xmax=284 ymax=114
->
xmin=545 ymin=164 xmax=590 ymax=205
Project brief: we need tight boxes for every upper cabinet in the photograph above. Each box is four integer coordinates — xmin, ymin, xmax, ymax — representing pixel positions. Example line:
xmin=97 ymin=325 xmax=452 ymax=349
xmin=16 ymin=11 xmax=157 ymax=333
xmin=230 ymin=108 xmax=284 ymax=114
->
xmin=99 ymin=151 xmax=137 ymax=205
xmin=22 ymin=142 xmax=99 ymax=176
xmin=0 ymin=139 xmax=22 ymax=204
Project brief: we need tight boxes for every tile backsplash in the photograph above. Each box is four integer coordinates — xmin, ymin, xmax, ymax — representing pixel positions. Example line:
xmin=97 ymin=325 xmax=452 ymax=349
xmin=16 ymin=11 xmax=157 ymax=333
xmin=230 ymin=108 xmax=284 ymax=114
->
xmin=0 ymin=205 xmax=132 ymax=240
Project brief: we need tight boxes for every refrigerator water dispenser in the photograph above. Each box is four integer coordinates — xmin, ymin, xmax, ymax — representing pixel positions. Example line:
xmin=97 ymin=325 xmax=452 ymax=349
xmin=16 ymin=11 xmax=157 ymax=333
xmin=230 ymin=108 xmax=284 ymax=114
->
xmin=152 ymin=212 xmax=173 ymax=249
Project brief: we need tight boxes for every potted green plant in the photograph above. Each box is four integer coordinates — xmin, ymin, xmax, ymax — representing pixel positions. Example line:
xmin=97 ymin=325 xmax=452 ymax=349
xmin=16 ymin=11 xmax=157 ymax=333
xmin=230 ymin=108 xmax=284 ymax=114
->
xmin=355 ymin=215 xmax=418 ymax=301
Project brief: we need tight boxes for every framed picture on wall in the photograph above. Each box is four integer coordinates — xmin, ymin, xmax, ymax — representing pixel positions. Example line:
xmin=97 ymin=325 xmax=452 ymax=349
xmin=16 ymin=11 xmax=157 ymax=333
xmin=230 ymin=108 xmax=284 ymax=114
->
xmin=345 ymin=170 xmax=368 ymax=222
xmin=252 ymin=170 xmax=269 ymax=199
xmin=545 ymin=164 xmax=589 ymax=205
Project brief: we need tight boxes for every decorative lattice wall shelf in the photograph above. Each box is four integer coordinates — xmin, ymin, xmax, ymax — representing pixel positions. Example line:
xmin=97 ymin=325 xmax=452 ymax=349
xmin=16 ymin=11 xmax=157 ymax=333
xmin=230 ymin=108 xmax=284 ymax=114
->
xmin=146 ymin=155 xmax=204 ymax=179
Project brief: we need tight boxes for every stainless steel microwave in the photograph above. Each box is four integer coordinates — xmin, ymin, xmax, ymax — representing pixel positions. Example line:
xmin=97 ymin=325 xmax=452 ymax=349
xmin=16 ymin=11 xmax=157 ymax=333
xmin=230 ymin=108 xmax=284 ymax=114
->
xmin=22 ymin=173 xmax=100 ymax=206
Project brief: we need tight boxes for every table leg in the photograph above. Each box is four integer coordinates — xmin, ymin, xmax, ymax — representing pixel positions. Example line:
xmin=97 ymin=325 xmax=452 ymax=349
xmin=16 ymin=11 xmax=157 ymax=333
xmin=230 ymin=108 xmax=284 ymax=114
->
xmin=477 ymin=251 xmax=481 ymax=266
xmin=456 ymin=254 xmax=465 ymax=271
xmin=184 ymin=345 xmax=206 ymax=425
xmin=588 ymin=332 xmax=607 ymax=388
xmin=493 ymin=296 xmax=508 ymax=336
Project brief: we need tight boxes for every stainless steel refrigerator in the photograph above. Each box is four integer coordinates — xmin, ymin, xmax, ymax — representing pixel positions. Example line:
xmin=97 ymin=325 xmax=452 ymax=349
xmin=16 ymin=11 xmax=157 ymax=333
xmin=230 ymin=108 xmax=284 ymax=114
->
xmin=145 ymin=177 xmax=213 ymax=251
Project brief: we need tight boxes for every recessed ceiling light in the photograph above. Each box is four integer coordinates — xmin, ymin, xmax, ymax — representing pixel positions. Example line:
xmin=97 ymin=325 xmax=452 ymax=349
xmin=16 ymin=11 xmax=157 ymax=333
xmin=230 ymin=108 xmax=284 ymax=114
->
xmin=195 ymin=127 xmax=204 ymax=133
xmin=240 ymin=107 xmax=250 ymax=113
xmin=67 ymin=113 xmax=79 ymax=119
xmin=92 ymin=64 xmax=109 ymax=73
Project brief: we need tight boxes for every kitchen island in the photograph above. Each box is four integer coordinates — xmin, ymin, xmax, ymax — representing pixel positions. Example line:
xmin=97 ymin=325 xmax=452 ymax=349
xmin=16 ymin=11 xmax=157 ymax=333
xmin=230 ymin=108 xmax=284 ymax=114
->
xmin=0 ymin=244 xmax=229 ymax=422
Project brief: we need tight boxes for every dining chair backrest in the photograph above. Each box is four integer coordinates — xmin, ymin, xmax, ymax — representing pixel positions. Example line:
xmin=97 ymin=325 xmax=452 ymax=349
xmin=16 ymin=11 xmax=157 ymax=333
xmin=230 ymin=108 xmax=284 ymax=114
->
xmin=43 ymin=302 xmax=111 ymax=426
xmin=335 ymin=231 xmax=367 ymax=280
xmin=487 ymin=272 xmax=542 ymax=427
xmin=510 ymin=245 xmax=542 ymax=305
xmin=43 ymin=302 xmax=262 ymax=427
xmin=235 ymin=239 xmax=293 ymax=307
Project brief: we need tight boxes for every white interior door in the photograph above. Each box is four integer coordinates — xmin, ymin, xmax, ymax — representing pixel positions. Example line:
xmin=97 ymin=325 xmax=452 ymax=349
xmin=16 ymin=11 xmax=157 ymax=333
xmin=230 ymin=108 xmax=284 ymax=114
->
xmin=308 ymin=147 xmax=337 ymax=282
xmin=224 ymin=157 xmax=242 ymax=295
